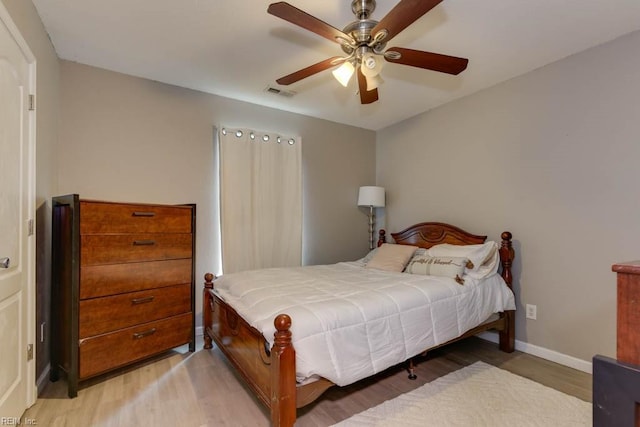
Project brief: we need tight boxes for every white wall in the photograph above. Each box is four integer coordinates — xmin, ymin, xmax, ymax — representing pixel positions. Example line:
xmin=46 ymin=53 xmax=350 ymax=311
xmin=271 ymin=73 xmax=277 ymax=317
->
xmin=377 ymin=30 xmax=640 ymax=363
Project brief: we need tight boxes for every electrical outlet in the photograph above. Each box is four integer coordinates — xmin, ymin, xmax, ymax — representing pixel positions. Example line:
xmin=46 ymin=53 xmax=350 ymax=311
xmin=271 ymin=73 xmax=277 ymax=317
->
xmin=526 ymin=304 xmax=537 ymax=320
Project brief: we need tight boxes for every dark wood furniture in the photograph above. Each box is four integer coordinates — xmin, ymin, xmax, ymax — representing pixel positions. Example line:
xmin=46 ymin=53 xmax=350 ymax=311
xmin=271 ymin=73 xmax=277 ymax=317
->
xmin=203 ymin=222 xmax=515 ymax=427
xmin=613 ymin=262 xmax=640 ymax=366
xmin=593 ymin=355 xmax=640 ymax=427
xmin=593 ymin=261 xmax=640 ymax=427
xmin=50 ymin=195 xmax=196 ymax=397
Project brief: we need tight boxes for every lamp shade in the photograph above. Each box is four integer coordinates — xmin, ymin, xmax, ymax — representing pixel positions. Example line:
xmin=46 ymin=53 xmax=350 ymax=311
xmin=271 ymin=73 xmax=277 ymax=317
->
xmin=361 ymin=54 xmax=384 ymax=78
xmin=365 ymin=73 xmax=384 ymax=91
xmin=358 ymin=186 xmax=385 ymax=207
xmin=332 ymin=61 xmax=355 ymax=87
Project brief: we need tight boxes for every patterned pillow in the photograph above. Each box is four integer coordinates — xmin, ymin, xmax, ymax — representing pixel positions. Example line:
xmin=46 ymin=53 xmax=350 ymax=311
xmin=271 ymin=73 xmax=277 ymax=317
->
xmin=405 ymin=255 xmax=468 ymax=284
xmin=427 ymin=242 xmax=497 ymax=272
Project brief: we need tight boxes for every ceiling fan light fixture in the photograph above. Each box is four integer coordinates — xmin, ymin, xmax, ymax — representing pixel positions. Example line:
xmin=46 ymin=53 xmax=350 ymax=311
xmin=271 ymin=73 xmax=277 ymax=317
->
xmin=361 ymin=53 xmax=383 ymax=77
xmin=363 ymin=55 xmax=376 ymax=71
xmin=332 ymin=61 xmax=355 ymax=87
xmin=268 ymin=0 xmax=468 ymax=104
xmin=365 ymin=73 xmax=384 ymax=91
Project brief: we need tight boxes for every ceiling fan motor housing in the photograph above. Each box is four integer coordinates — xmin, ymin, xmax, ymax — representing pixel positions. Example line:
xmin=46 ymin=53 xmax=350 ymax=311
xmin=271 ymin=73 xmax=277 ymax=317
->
xmin=341 ymin=19 xmax=382 ymax=54
xmin=342 ymin=0 xmax=388 ymax=56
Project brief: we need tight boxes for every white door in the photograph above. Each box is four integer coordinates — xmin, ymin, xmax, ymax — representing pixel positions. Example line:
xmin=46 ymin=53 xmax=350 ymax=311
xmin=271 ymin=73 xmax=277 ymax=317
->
xmin=0 ymin=2 xmax=36 ymax=418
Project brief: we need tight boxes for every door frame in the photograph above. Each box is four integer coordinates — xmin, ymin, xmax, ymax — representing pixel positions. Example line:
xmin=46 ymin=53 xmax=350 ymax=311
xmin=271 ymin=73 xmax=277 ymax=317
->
xmin=0 ymin=0 xmax=37 ymax=409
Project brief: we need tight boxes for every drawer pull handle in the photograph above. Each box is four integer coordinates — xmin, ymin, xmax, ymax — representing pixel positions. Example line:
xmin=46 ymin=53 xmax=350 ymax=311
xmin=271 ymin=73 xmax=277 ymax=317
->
xmin=133 ymin=328 xmax=156 ymax=339
xmin=132 ymin=211 xmax=156 ymax=217
xmin=133 ymin=240 xmax=155 ymax=246
xmin=131 ymin=296 xmax=155 ymax=305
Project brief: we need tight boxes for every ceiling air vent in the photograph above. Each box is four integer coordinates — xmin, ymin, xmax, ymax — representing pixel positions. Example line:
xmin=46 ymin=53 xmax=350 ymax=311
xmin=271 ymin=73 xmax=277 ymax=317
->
xmin=265 ymin=86 xmax=296 ymax=98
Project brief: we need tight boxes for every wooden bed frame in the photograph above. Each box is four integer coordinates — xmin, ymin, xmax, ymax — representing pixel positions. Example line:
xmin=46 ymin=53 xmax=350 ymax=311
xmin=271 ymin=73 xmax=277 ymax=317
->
xmin=203 ymin=222 xmax=515 ymax=427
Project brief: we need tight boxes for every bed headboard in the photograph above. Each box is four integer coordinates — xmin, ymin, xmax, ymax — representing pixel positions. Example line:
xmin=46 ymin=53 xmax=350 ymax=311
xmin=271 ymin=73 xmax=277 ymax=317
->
xmin=381 ymin=222 xmax=486 ymax=249
xmin=378 ymin=222 xmax=514 ymax=290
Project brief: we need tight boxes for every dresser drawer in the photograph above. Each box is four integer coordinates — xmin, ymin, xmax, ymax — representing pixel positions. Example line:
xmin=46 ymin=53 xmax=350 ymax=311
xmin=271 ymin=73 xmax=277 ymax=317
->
xmin=81 ymin=234 xmax=192 ymax=265
xmin=80 ymin=259 xmax=192 ymax=299
xmin=78 ymin=313 xmax=192 ymax=379
xmin=79 ymin=283 xmax=191 ymax=338
xmin=80 ymin=201 xmax=192 ymax=234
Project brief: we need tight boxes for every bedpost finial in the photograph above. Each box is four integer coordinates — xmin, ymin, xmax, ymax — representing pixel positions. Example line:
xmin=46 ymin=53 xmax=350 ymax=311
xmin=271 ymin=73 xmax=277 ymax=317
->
xmin=204 ymin=273 xmax=215 ymax=289
xmin=499 ymin=231 xmax=514 ymax=260
xmin=377 ymin=229 xmax=386 ymax=247
xmin=274 ymin=314 xmax=292 ymax=331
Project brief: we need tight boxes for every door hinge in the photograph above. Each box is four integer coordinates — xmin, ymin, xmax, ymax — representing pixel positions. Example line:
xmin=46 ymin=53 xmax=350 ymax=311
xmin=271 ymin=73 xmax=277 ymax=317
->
xmin=28 ymin=219 xmax=34 ymax=236
xmin=27 ymin=344 xmax=33 ymax=361
xmin=28 ymin=94 xmax=35 ymax=111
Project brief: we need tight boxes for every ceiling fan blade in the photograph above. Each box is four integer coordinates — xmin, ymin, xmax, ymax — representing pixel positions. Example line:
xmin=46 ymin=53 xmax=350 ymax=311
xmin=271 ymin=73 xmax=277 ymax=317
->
xmin=371 ymin=0 xmax=442 ymax=43
xmin=276 ymin=56 xmax=345 ymax=85
xmin=385 ymin=47 xmax=468 ymax=75
xmin=357 ymin=67 xmax=379 ymax=104
xmin=268 ymin=2 xmax=351 ymax=45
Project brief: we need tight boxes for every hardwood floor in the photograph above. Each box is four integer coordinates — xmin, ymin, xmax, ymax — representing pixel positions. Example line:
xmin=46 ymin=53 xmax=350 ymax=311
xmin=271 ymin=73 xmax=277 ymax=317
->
xmin=24 ymin=336 xmax=592 ymax=426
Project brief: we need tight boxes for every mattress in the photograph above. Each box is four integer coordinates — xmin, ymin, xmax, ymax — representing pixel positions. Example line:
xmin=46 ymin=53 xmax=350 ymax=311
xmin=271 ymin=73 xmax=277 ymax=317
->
xmin=213 ymin=261 xmax=515 ymax=387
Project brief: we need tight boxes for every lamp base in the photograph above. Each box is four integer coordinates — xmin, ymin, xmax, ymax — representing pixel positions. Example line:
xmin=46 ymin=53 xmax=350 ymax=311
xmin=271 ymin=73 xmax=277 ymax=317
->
xmin=368 ymin=205 xmax=375 ymax=250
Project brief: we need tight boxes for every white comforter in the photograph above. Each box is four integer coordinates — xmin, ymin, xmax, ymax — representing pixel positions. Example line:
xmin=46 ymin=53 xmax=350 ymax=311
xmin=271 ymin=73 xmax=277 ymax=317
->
xmin=213 ymin=261 xmax=515 ymax=387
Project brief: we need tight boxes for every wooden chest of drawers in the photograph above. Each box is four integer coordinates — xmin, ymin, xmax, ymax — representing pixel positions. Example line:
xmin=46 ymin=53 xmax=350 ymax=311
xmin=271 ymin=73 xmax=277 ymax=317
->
xmin=50 ymin=195 xmax=196 ymax=397
xmin=612 ymin=261 xmax=640 ymax=366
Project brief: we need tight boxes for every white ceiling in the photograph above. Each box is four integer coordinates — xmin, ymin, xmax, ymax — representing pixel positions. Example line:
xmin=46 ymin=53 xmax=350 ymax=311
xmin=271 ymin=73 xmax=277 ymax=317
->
xmin=32 ymin=0 xmax=640 ymax=131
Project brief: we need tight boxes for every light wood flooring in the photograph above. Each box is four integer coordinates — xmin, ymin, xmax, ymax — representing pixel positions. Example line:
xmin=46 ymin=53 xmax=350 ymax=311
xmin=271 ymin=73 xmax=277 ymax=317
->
xmin=24 ymin=336 xmax=592 ymax=426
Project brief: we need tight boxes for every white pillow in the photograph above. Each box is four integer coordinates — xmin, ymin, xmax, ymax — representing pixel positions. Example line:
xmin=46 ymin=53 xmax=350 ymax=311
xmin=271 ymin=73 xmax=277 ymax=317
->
xmin=365 ymin=243 xmax=418 ymax=272
xmin=405 ymin=255 xmax=467 ymax=284
xmin=467 ymin=248 xmax=500 ymax=279
xmin=427 ymin=241 xmax=499 ymax=279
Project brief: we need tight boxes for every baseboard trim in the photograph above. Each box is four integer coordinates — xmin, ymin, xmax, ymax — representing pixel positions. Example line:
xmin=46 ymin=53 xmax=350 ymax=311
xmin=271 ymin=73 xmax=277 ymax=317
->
xmin=477 ymin=332 xmax=593 ymax=374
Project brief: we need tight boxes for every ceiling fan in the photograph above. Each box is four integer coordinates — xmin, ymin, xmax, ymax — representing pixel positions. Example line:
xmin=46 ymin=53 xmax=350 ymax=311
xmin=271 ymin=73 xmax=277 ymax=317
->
xmin=267 ymin=0 xmax=469 ymax=104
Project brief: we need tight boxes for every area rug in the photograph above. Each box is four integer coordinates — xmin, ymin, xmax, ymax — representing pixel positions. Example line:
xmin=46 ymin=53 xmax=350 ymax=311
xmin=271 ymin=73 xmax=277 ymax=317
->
xmin=332 ymin=361 xmax=591 ymax=426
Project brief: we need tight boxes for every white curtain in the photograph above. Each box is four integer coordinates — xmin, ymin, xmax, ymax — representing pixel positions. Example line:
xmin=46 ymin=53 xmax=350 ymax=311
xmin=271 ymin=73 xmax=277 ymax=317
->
xmin=219 ymin=127 xmax=302 ymax=274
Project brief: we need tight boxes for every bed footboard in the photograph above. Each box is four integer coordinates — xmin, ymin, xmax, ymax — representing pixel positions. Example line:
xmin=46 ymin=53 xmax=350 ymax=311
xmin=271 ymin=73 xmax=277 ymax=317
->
xmin=203 ymin=274 xmax=274 ymax=407
xmin=203 ymin=274 xmax=309 ymax=427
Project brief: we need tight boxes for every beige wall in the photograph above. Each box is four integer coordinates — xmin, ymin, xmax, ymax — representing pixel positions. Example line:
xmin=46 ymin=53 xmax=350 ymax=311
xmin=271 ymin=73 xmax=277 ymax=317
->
xmin=2 ymin=0 xmax=59 ymax=382
xmin=59 ymin=61 xmax=377 ymax=326
xmin=377 ymin=30 xmax=640 ymax=363
xmin=2 ymin=0 xmax=59 ymax=204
